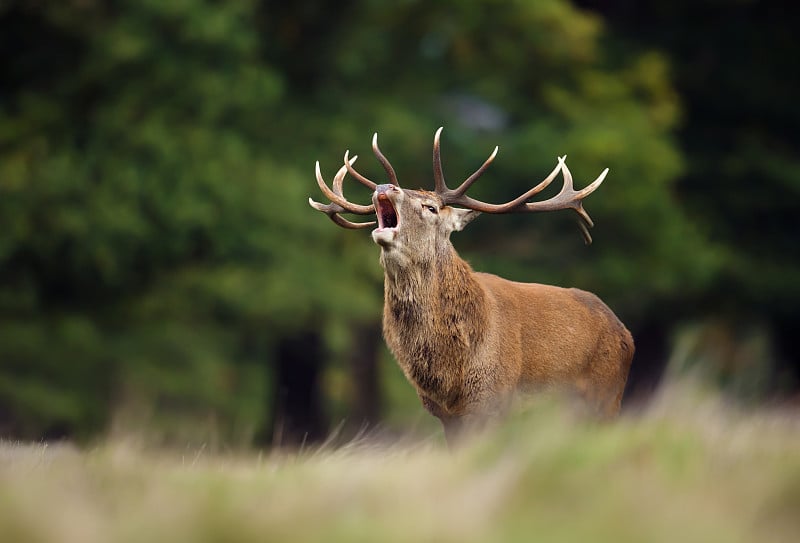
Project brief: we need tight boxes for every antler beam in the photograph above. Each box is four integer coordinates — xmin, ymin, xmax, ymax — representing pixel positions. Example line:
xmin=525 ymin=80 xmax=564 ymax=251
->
xmin=308 ymin=157 xmax=376 ymax=229
xmin=432 ymin=127 xmax=608 ymax=244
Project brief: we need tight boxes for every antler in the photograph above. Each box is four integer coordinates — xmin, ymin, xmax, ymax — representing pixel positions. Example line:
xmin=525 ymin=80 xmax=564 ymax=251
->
xmin=308 ymin=156 xmax=376 ymax=229
xmin=432 ymin=127 xmax=608 ymax=244
xmin=310 ymin=132 xmax=404 ymax=229
xmin=344 ymin=132 xmax=398 ymax=189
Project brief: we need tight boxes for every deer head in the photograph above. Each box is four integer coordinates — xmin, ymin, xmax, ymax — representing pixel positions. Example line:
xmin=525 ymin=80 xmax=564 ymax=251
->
xmin=308 ymin=128 xmax=609 ymax=261
xmin=369 ymin=183 xmax=479 ymax=267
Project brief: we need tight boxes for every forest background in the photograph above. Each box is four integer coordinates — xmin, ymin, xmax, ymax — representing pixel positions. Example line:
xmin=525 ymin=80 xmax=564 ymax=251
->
xmin=1 ymin=0 xmax=798 ymax=446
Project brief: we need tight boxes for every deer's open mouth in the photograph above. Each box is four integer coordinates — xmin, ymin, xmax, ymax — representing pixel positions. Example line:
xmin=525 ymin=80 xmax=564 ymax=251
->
xmin=376 ymin=194 xmax=399 ymax=230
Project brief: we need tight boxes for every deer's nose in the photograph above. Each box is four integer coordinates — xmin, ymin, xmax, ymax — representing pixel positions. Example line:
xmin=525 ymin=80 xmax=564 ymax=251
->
xmin=375 ymin=184 xmax=400 ymax=195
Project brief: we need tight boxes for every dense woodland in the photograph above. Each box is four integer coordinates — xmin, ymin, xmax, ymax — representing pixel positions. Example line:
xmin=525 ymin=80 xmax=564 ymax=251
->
xmin=0 ymin=0 xmax=797 ymax=445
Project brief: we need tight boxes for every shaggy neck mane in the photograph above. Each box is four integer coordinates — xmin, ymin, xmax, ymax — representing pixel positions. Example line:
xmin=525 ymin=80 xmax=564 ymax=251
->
xmin=382 ymin=245 xmax=485 ymax=325
xmin=380 ymin=242 xmax=489 ymax=406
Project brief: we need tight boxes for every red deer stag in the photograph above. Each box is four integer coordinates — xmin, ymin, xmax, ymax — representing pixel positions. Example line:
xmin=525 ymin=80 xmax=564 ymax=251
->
xmin=309 ymin=128 xmax=634 ymax=441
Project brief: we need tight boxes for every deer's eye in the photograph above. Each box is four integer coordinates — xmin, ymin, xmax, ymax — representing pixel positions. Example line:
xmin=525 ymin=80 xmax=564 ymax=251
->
xmin=424 ymin=205 xmax=438 ymax=214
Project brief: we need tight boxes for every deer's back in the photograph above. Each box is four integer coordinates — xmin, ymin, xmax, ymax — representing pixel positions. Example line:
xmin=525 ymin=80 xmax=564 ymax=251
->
xmin=474 ymin=272 xmax=633 ymax=392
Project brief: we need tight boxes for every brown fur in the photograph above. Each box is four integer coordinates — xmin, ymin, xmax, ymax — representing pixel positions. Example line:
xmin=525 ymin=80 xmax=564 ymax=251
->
xmin=374 ymin=188 xmax=634 ymax=442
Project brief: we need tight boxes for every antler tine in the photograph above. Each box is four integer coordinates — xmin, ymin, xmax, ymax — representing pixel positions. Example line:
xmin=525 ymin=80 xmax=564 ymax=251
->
xmin=440 ymin=151 xmax=608 ymax=244
xmin=309 ymin=158 xmax=377 ymax=230
xmin=517 ymin=157 xmax=607 ymax=245
xmin=432 ymin=126 xmax=500 ymax=198
xmin=344 ymin=132 xmax=399 ymax=189
xmin=372 ymin=132 xmax=399 ymax=185
xmin=344 ymin=149 xmax=377 ymax=190
xmin=523 ymin=157 xmax=606 ymax=218
xmin=433 ymin=127 xmax=447 ymax=193
xmin=454 ymin=145 xmax=499 ymax=197
xmin=307 ymin=198 xmax=376 ymax=229
xmin=314 ymin=159 xmax=374 ymax=214
xmin=530 ymin=157 xmax=606 ymax=244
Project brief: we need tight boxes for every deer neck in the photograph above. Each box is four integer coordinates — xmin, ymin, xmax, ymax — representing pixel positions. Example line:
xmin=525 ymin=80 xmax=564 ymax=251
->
xmin=380 ymin=241 xmax=489 ymax=404
xmin=381 ymin=242 xmax=483 ymax=316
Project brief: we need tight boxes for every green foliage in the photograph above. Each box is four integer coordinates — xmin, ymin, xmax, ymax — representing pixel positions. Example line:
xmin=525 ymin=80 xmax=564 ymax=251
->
xmin=0 ymin=0 xmax=381 ymax=440
xmin=4 ymin=0 xmax=788 ymax=442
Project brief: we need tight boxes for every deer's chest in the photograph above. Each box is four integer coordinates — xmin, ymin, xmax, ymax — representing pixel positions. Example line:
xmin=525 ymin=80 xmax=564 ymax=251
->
xmin=383 ymin=299 xmax=473 ymax=403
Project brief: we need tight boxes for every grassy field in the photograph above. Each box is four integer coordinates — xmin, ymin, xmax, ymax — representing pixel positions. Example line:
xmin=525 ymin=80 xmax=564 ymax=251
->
xmin=1 ymin=386 xmax=799 ymax=543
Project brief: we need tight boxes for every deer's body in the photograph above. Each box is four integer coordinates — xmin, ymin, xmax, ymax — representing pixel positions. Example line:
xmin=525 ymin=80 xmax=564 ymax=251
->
xmin=382 ymin=244 xmax=633 ymax=434
xmin=309 ymin=128 xmax=634 ymax=440
xmin=379 ymin=216 xmax=633 ymax=439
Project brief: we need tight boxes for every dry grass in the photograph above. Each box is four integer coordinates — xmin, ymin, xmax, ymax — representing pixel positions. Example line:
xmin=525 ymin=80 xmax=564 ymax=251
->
xmin=1 ymin=386 xmax=799 ymax=543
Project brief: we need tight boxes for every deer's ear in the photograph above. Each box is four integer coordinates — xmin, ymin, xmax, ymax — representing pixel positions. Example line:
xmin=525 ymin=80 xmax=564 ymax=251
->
xmin=448 ymin=208 xmax=481 ymax=232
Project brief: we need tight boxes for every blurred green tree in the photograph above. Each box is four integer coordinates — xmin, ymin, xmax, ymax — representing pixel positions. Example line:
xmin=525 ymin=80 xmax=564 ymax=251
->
xmin=0 ymin=0 xmax=381 ymax=442
xmin=0 ymin=0 xmax=720 ymax=442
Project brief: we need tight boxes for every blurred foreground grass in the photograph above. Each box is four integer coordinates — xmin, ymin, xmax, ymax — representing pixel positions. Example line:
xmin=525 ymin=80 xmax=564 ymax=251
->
xmin=1 ymin=386 xmax=799 ymax=543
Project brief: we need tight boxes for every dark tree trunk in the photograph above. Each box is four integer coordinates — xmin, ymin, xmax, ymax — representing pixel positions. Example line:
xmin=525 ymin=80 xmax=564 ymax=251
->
xmin=267 ymin=329 xmax=327 ymax=447
xmin=348 ymin=322 xmax=382 ymax=429
xmin=772 ymin=317 xmax=800 ymax=397
xmin=623 ymin=321 xmax=669 ymax=408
